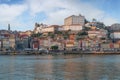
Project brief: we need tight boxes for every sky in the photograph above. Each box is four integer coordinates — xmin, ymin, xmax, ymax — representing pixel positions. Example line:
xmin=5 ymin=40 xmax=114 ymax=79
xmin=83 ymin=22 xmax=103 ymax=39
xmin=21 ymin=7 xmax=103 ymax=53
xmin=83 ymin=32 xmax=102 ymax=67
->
xmin=0 ymin=0 xmax=119 ymax=31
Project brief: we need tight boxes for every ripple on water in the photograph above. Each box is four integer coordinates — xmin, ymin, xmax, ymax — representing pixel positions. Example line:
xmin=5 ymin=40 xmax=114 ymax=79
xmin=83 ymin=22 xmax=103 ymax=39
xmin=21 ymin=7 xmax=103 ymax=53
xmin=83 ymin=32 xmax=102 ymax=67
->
xmin=0 ymin=55 xmax=120 ymax=80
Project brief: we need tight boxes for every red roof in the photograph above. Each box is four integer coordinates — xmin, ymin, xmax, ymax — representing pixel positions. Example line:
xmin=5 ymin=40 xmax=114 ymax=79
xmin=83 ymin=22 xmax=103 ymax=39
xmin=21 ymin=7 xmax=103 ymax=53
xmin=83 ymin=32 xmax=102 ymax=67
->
xmin=3 ymin=34 xmax=10 ymax=37
xmin=19 ymin=34 xmax=29 ymax=38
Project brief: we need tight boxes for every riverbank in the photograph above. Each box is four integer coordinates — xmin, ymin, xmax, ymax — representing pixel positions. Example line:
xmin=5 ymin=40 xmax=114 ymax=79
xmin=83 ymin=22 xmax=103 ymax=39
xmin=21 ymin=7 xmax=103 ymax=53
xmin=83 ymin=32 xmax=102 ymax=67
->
xmin=0 ymin=50 xmax=120 ymax=55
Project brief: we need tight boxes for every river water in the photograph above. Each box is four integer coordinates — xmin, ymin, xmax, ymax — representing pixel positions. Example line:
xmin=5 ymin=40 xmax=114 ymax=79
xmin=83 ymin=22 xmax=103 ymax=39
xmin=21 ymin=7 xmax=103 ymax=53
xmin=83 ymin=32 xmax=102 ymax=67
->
xmin=0 ymin=54 xmax=120 ymax=80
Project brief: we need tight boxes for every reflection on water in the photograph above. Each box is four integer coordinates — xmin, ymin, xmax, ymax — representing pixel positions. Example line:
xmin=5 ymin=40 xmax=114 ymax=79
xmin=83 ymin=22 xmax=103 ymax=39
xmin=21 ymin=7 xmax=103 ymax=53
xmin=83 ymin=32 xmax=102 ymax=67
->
xmin=0 ymin=55 xmax=120 ymax=80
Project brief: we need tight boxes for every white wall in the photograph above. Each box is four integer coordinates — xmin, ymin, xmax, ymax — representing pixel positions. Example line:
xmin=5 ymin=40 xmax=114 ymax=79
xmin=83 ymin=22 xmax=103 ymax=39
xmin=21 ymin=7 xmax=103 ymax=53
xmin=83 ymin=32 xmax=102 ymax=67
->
xmin=110 ymin=32 xmax=120 ymax=39
xmin=62 ymin=25 xmax=83 ymax=31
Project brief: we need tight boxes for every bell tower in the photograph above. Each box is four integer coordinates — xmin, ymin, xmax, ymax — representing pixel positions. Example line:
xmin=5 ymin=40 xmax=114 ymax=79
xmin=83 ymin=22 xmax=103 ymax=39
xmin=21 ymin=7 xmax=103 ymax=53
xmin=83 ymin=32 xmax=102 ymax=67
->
xmin=8 ymin=24 xmax=10 ymax=31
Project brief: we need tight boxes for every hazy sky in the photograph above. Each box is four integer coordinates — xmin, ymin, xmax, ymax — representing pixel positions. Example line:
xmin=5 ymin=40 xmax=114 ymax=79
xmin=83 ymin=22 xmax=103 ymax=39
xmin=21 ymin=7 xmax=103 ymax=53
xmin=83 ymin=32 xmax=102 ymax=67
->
xmin=0 ymin=0 xmax=119 ymax=31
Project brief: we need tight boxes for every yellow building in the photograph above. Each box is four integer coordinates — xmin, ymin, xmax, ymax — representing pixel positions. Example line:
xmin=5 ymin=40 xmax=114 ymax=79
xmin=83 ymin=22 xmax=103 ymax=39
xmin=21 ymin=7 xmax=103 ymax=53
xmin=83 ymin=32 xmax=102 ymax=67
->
xmin=2 ymin=38 xmax=15 ymax=50
xmin=19 ymin=30 xmax=32 ymax=36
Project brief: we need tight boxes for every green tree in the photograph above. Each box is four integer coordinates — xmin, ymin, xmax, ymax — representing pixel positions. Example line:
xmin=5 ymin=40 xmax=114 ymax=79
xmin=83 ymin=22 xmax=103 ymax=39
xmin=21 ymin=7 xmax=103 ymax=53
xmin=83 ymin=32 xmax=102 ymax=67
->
xmin=54 ymin=31 xmax=62 ymax=35
xmin=31 ymin=33 xmax=43 ymax=37
xmin=83 ymin=27 xmax=91 ymax=31
xmin=51 ymin=45 xmax=58 ymax=50
xmin=92 ymin=18 xmax=97 ymax=22
xmin=76 ymin=31 xmax=88 ymax=41
xmin=100 ymin=37 xmax=106 ymax=40
xmin=62 ymin=31 xmax=69 ymax=40
xmin=77 ymin=31 xmax=88 ymax=36
xmin=48 ymin=33 xmax=54 ymax=38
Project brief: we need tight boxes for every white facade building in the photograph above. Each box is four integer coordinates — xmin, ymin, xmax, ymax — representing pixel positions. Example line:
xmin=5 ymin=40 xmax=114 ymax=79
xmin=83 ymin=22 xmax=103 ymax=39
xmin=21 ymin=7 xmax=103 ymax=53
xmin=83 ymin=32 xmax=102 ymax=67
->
xmin=64 ymin=15 xmax=85 ymax=26
xmin=88 ymin=29 xmax=107 ymax=39
xmin=62 ymin=14 xmax=85 ymax=31
xmin=41 ymin=25 xmax=59 ymax=33
xmin=62 ymin=25 xmax=83 ymax=31
xmin=41 ymin=27 xmax=54 ymax=33
xmin=110 ymin=32 xmax=120 ymax=39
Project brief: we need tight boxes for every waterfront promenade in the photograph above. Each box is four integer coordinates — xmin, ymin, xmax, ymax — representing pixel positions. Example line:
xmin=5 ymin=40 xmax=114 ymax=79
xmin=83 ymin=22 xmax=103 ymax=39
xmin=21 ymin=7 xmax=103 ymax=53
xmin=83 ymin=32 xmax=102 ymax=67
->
xmin=0 ymin=50 xmax=120 ymax=55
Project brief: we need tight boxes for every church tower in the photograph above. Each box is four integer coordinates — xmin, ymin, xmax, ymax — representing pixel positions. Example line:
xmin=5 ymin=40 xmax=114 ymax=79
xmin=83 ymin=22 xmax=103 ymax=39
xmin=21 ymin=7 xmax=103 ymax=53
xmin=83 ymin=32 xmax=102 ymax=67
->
xmin=8 ymin=24 xmax=10 ymax=31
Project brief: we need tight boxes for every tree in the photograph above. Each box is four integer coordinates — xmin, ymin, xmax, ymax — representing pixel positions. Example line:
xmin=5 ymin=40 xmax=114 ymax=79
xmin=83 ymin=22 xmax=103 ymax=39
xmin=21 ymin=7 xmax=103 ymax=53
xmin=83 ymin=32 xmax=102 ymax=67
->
xmin=83 ymin=27 xmax=91 ymax=31
xmin=48 ymin=32 xmax=52 ymax=36
xmin=63 ymin=36 xmax=68 ymax=40
xmin=51 ymin=45 xmax=58 ymax=50
xmin=54 ymin=31 xmax=62 ymax=35
xmin=31 ymin=33 xmax=42 ymax=38
xmin=77 ymin=31 xmax=88 ymax=36
xmin=76 ymin=36 xmax=83 ymax=41
xmin=51 ymin=34 xmax=55 ymax=39
xmin=47 ymin=32 xmax=55 ymax=39
xmin=92 ymin=18 xmax=97 ymax=22
xmin=100 ymin=37 xmax=106 ymax=40
xmin=62 ymin=31 xmax=69 ymax=40
xmin=76 ymin=31 xmax=88 ymax=41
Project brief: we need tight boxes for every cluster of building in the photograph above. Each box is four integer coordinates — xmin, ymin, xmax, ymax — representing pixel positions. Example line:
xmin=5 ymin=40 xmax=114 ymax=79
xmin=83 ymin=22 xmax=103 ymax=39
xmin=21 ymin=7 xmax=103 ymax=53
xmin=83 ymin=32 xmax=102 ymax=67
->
xmin=1 ymin=14 xmax=120 ymax=52
xmin=34 ymin=14 xmax=85 ymax=33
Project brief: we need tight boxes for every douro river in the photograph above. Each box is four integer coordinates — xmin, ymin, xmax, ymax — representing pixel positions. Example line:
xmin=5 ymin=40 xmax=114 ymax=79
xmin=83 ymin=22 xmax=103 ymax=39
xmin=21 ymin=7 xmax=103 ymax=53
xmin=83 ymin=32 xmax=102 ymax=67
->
xmin=0 ymin=54 xmax=120 ymax=80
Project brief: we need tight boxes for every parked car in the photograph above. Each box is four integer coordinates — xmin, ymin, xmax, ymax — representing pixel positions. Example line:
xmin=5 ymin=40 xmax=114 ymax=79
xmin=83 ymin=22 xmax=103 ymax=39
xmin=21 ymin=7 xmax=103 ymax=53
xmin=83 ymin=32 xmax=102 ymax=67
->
xmin=72 ymin=48 xmax=78 ymax=51
xmin=39 ymin=48 xmax=49 ymax=54
xmin=24 ymin=48 xmax=33 ymax=51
